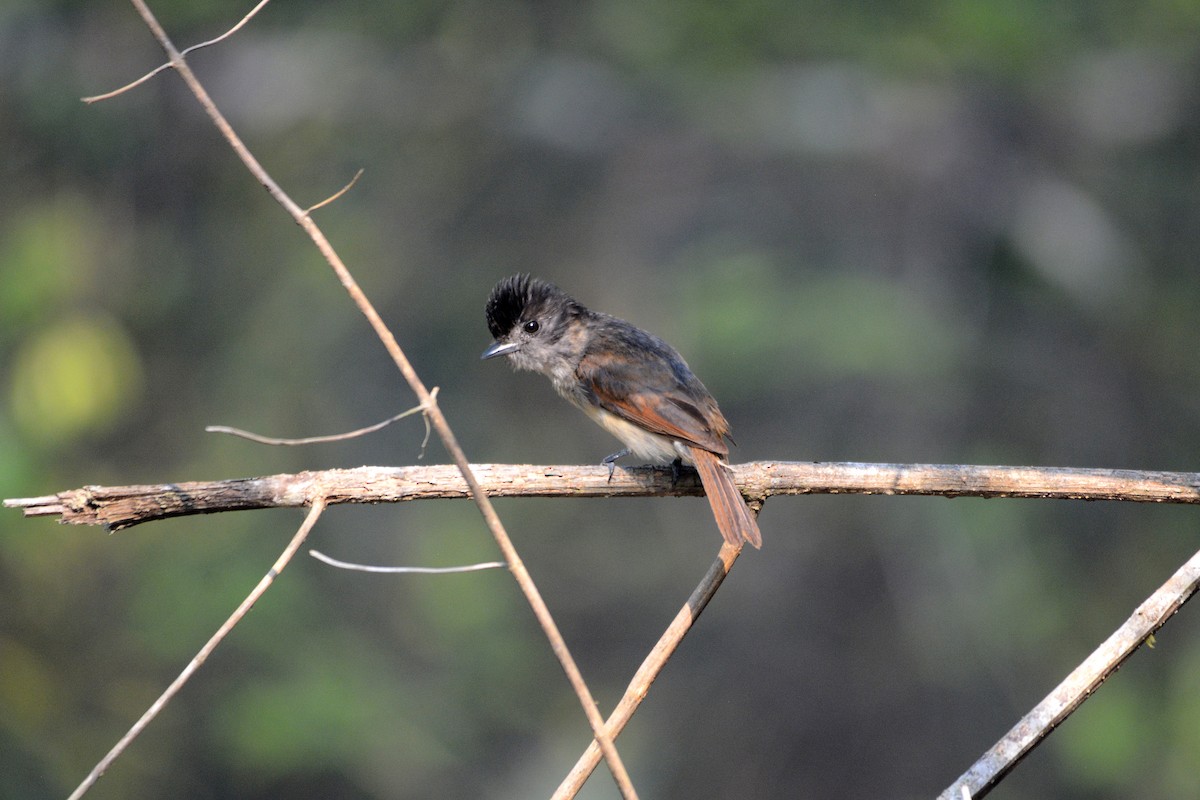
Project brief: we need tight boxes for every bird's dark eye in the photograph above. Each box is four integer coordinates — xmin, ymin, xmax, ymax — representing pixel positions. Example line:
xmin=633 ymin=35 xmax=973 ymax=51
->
xmin=523 ymin=320 xmax=540 ymax=334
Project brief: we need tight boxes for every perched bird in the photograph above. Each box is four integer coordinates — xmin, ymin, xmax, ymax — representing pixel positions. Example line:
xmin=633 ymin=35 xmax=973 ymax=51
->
xmin=482 ymin=275 xmax=762 ymax=549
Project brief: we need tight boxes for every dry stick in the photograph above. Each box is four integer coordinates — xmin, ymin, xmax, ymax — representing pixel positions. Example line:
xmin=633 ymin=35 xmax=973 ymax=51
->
xmin=308 ymin=549 xmax=505 ymax=574
xmin=553 ymin=540 xmax=742 ymax=800
xmin=206 ymin=389 xmax=436 ymax=446
xmin=121 ymin=2 xmax=638 ymax=795
xmin=304 ymin=168 xmax=365 ymax=214
xmin=66 ymin=499 xmax=327 ymax=800
xmin=10 ymin=462 xmax=1200 ymax=531
xmin=15 ymin=460 xmax=1193 ymax=798
xmin=938 ymin=543 xmax=1200 ymax=800
xmin=81 ymin=0 xmax=273 ymax=104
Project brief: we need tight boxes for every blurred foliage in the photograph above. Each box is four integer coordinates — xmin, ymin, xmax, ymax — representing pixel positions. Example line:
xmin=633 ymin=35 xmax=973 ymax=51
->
xmin=10 ymin=314 xmax=143 ymax=443
xmin=3 ymin=0 xmax=1200 ymax=798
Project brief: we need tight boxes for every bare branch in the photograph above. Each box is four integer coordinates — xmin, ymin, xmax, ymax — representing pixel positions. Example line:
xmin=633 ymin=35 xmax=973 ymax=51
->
xmin=81 ymin=0 xmax=272 ymax=104
xmin=122 ymin=1 xmax=637 ymax=792
xmin=81 ymin=61 xmax=175 ymax=104
xmin=206 ymin=389 xmax=437 ymax=446
xmin=5 ymin=494 xmax=65 ymax=517
xmin=308 ymin=549 xmax=505 ymax=574
xmin=8 ymin=461 xmax=1199 ymax=531
xmin=304 ymin=168 xmax=365 ymax=215
xmin=554 ymin=540 xmax=742 ymax=799
xmin=176 ymin=0 xmax=272 ymax=58
xmin=67 ymin=497 xmax=326 ymax=800
xmin=939 ymin=543 xmax=1200 ymax=799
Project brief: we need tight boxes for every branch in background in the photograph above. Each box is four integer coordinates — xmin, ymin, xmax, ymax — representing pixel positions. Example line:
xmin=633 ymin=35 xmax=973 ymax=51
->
xmin=8 ymin=461 xmax=1199 ymax=530
xmin=939 ymin=543 xmax=1200 ymax=799
xmin=553 ymin=541 xmax=742 ymax=799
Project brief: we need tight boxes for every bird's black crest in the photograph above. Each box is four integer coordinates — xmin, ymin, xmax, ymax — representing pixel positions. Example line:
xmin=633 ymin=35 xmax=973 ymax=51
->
xmin=485 ymin=275 xmax=580 ymax=338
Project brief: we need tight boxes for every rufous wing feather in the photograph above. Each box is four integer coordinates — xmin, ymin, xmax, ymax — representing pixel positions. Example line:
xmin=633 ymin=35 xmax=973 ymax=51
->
xmin=579 ymin=352 xmax=731 ymax=456
xmin=690 ymin=447 xmax=762 ymax=549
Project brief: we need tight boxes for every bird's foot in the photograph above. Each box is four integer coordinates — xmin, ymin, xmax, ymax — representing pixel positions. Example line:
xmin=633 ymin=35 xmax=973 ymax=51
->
xmin=602 ymin=449 xmax=631 ymax=483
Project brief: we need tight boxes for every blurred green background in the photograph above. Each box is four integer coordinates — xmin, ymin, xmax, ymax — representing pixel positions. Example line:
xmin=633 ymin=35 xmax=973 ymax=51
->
xmin=4 ymin=0 xmax=1200 ymax=798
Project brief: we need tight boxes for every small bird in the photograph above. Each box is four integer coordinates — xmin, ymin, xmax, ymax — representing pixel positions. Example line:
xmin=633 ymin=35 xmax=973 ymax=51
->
xmin=482 ymin=275 xmax=762 ymax=549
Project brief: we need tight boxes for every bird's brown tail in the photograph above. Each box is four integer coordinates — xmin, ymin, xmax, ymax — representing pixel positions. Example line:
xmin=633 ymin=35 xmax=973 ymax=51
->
xmin=691 ymin=448 xmax=762 ymax=549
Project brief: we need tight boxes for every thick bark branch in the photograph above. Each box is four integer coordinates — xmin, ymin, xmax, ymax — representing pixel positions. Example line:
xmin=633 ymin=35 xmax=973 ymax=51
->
xmin=7 ymin=461 xmax=1199 ymax=531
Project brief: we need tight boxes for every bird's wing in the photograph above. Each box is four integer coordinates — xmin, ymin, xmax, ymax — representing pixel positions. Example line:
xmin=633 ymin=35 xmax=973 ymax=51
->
xmin=576 ymin=348 xmax=729 ymax=456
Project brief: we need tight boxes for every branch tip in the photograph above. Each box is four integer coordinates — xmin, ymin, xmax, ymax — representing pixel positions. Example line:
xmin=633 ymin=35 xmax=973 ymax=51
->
xmin=206 ymin=396 xmax=433 ymax=446
xmin=82 ymin=63 xmax=174 ymax=103
xmin=304 ymin=168 xmax=365 ymax=215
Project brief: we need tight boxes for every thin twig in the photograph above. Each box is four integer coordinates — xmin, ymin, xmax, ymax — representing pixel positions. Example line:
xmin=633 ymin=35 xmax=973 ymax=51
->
xmin=205 ymin=388 xmax=437 ymax=446
xmin=938 ymin=543 xmax=1200 ymax=799
xmin=67 ymin=498 xmax=326 ymax=800
xmin=309 ymin=549 xmax=505 ymax=574
xmin=81 ymin=61 xmax=175 ymax=103
xmin=176 ymin=0 xmax=273 ymax=57
xmin=304 ymin=168 xmax=365 ymax=215
xmin=554 ymin=541 xmax=741 ymax=799
xmin=81 ymin=0 xmax=273 ymax=104
xmin=122 ymin=3 xmax=638 ymax=795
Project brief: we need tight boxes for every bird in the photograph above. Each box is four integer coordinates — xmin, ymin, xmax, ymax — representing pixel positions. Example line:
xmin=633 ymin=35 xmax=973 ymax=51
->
xmin=482 ymin=274 xmax=762 ymax=549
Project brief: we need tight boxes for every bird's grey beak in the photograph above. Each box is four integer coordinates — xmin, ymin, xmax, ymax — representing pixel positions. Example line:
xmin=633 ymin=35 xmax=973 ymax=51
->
xmin=481 ymin=340 xmax=520 ymax=360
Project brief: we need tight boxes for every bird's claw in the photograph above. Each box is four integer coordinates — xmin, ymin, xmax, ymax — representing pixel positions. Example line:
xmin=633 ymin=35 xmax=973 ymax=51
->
xmin=602 ymin=449 xmax=630 ymax=483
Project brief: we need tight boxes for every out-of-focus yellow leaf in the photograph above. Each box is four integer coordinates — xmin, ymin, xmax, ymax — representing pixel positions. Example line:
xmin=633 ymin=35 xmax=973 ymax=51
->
xmin=9 ymin=314 xmax=143 ymax=443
